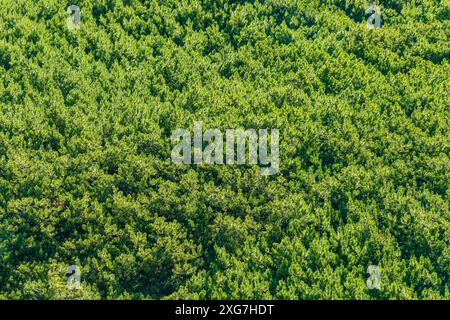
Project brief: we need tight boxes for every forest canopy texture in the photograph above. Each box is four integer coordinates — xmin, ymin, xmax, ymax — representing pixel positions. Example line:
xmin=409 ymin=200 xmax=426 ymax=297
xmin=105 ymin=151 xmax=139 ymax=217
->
xmin=0 ymin=0 xmax=449 ymax=299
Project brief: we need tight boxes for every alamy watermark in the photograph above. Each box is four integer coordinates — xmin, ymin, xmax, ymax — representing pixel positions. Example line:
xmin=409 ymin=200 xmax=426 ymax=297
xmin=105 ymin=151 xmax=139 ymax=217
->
xmin=366 ymin=5 xmax=381 ymax=29
xmin=366 ymin=265 xmax=381 ymax=290
xmin=171 ymin=121 xmax=280 ymax=176
xmin=66 ymin=264 xmax=81 ymax=290
xmin=66 ymin=5 xmax=81 ymax=30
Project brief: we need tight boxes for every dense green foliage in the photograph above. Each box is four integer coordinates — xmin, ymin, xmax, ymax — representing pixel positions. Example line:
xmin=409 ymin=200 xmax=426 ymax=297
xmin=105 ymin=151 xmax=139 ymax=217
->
xmin=0 ymin=0 xmax=449 ymax=300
